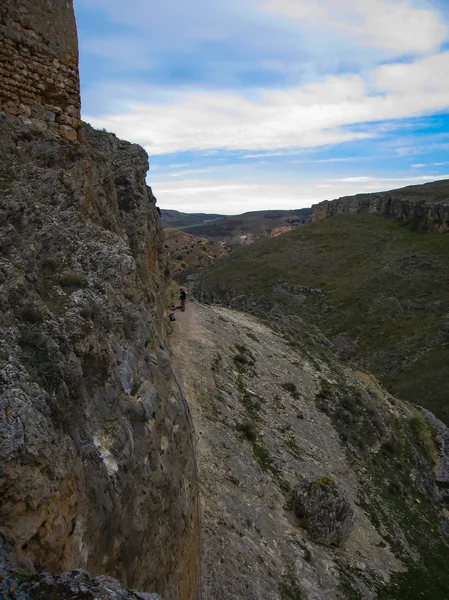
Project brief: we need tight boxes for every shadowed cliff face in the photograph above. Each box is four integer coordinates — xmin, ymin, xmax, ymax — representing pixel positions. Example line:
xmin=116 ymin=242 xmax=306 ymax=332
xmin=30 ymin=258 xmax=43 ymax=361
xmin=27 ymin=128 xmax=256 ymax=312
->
xmin=312 ymin=180 xmax=449 ymax=233
xmin=0 ymin=116 xmax=198 ymax=599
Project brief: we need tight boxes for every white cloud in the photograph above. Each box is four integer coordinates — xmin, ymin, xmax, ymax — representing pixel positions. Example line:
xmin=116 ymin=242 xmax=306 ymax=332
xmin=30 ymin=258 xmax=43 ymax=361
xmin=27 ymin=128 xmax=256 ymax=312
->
xmin=170 ymin=168 xmax=214 ymax=177
xmin=85 ymin=52 xmax=449 ymax=155
xmin=154 ymin=174 xmax=449 ymax=214
xmin=261 ymin=0 xmax=446 ymax=54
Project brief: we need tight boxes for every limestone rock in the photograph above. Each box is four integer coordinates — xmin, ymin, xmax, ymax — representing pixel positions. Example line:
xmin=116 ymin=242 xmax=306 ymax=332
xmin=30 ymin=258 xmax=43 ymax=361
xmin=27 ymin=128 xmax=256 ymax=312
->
xmin=312 ymin=185 xmax=449 ymax=233
xmin=290 ymin=477 xmax=356 ymax=546
xmin=422 ymin=408 xmax=449 ymax=489
xmin=0 ymin=539 xmax=162 ymax=600
xmin=0 ymin=115 xmax=198 ymax=599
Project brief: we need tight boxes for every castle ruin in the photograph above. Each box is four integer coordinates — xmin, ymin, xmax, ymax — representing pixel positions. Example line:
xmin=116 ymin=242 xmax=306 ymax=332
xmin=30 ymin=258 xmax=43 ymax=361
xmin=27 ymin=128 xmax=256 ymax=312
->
xmin=0 ymin=0 xmax=81 ymax=141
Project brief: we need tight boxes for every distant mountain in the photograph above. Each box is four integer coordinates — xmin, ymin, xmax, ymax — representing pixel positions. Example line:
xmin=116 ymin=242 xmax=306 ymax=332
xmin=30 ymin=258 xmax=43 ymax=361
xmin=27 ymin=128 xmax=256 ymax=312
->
xmin=161 ymin=209 xmax=225 ymax=228
xmin=181 ymin=208 xmax=312 ymax=245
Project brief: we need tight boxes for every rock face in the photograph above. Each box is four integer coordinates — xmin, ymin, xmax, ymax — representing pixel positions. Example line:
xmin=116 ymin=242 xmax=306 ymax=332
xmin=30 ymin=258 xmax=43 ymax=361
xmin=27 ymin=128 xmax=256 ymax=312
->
xmin=0 ymin=0 xmax=81 ymax=140
xmin=0 ymin=537 xmax=162 ymax=600
xmin=290 ymin=477 xmax=356 ymax=546
xmin=0 ymin=115 xmax=199 ymax=599
xmin=312 ymin=180 xmax=449 ymax=232
xmin=421 ymin=409 xmax=449 ymax=490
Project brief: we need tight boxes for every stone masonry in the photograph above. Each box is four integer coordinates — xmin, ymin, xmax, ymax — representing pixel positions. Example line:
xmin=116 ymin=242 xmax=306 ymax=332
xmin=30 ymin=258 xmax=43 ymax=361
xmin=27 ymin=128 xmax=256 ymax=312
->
xmin=0 ymin=0 xmax=81 ymax=141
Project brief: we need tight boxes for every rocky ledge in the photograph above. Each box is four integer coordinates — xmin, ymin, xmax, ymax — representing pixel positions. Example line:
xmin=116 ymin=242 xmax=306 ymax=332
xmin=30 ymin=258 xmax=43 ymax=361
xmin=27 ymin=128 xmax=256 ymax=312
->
xmin=312 ymin=181 xmax=449 ymax=232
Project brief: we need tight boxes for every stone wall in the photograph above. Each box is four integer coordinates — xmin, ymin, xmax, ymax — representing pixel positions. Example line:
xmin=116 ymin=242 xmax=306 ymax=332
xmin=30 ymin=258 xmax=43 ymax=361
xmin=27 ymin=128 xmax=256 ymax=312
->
xmin=312 ymin=187 xmax=449 ymax=233
xmin=0 ymin=0 xmax=81 ymax=141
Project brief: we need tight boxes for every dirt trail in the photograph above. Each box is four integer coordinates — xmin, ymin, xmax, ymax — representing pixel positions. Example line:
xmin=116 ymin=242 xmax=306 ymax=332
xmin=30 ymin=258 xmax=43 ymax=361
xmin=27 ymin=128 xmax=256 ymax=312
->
xmin=169 ymin=300 xmax=401 ymax=600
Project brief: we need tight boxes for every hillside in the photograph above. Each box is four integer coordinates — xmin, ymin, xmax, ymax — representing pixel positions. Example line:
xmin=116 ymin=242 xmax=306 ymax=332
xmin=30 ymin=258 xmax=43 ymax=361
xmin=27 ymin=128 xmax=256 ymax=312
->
xmin=160 ymin=209 xmax=225 ymax=228
xmin=170 ymin=301 xmax=449 ymax=600
xmin=190 ymin=214 xmax=449 ymax=425
xmin=182 ymin=207 xmax=312 ymax=246
xmin=313 ymin=179 xmax=449 ymax=232
xmin=164 ymin=228 xmax=229 ymax=277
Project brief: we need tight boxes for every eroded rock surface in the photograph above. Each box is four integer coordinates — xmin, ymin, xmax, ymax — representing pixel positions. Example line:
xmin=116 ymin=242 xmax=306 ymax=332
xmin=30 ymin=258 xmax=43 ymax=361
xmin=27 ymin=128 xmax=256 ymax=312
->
xmin=290 ymin=477 xmax=356 ymax=547
xmin=0 ymin=115 xmax=199 ymax=599
xmin=0 ymin=537 xmax=162 ymax=600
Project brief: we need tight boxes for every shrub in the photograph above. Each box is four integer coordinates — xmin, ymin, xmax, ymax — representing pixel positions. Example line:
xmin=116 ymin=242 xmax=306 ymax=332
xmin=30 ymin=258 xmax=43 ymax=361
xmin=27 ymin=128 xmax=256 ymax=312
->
xmin=253 ymin=441 xmax=277 ymax=473
xmin=234 ymin=352 xmax=250 ymax=366
xmin=282 ymin=382 xmax=300 ymax=399
xmin=40 ymin=257 xmax=58 ymax=273
xmin=381 ymin=438 xmax=399 ymax=456
xmin=19 ymin=305 xmax=44 ymax=323
xmin=58 ymin=271 xmax=88 ymax=288
xmin=237 ymin=421 xmax=257 ymax=442
xmin=340 ymin=394 xmax=359 ymax=414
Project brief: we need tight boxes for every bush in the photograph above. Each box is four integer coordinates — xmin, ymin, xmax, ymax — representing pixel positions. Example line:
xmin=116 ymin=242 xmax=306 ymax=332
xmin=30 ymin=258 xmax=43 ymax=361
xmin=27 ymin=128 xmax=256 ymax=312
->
xmin=58 ymin=271 xmax=88 ymax=288
xmin=340 ymin=394 xmax=359 ymax=414
xmin=234 ymin=352 xmax=250 ymax=366
xmin=237 ymin=421 xmax=257 ymax=442
xmin=19 ymin=305 xmax=44 ymax=323
xmin=282 ymin=382 xmax=300 ymax=399
xmin=381 ymin=438 xmax=400 ymax=456
xmin=40 ymin=257 xmax=58 ymax=273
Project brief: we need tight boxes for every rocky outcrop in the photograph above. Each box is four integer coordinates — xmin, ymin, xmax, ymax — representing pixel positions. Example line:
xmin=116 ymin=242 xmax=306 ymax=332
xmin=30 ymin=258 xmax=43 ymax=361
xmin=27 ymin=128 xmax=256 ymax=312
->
xmin=0 ymin=537 xmax=162 ymax=600
xmin=290 ymin=477 xmax=356 ymax=546
xmin=421 ymin=408 xmax=449 ymax=490
xmin=0 ymin=115 xmax=199 ymax=599
xmin=312 ymin=180 xmax=449 ymax=232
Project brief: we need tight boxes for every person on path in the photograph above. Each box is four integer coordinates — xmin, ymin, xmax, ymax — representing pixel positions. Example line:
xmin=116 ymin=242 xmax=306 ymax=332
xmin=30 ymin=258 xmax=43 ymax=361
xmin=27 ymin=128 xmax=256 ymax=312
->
xmin=180 ymin=288 xmax=187 ymax=312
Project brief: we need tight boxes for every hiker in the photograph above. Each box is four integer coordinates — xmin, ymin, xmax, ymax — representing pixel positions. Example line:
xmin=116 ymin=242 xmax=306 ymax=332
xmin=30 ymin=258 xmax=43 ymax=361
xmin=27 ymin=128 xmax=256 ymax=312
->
xmin=180 ymin=287 xmax=187 ymax=312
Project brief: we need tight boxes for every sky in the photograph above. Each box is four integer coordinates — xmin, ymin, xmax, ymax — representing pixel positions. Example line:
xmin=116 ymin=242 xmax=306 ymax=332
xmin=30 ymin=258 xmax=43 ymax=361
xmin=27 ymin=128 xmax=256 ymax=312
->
xmin=74 ymin=0 xmax=449 ymax=214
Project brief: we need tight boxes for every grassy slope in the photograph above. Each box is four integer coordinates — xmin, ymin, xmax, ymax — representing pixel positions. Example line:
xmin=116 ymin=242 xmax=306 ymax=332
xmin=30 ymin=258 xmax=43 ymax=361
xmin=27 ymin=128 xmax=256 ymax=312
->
xmin=388 ymin=179 xmax=449 ymax=201
xmin=199 ymin=214 xmax=449 ymax=423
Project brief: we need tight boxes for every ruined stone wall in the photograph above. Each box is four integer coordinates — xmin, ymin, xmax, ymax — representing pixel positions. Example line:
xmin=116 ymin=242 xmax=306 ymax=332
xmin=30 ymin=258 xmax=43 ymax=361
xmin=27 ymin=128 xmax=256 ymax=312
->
xmin=0 ymin=0 xmax=81 ymax=141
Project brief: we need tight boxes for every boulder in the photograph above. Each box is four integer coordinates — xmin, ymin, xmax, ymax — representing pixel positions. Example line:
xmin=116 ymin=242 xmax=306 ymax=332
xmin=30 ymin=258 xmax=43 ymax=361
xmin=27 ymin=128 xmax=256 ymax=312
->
xmin=290 ymin=477 xmax=356 ymax=546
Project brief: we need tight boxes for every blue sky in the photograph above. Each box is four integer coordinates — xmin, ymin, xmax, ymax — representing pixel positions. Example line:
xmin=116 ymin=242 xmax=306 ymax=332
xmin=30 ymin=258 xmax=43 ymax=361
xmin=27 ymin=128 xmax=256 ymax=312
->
xmin=74 ymin=0 xmax=449 ymax=214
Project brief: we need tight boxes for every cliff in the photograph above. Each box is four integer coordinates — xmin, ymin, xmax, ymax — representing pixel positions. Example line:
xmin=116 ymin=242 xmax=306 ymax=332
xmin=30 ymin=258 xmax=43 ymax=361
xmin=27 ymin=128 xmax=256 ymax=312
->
xmin=312 ymin=179 xmax=449 ymax=232
xmin=0 ymin=115 xmax=199 ymax=599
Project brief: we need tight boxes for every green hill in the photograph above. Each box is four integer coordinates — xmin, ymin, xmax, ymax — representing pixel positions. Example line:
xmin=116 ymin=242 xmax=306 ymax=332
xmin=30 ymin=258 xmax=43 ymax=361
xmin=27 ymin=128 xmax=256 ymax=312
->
xmin=193 ymin=214 xmax=449 ymax=424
